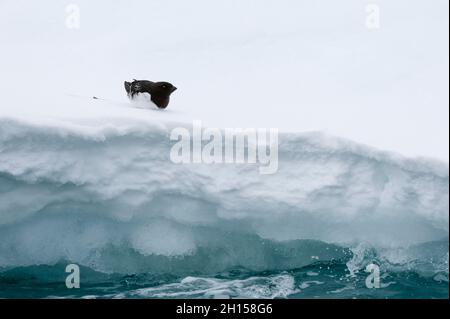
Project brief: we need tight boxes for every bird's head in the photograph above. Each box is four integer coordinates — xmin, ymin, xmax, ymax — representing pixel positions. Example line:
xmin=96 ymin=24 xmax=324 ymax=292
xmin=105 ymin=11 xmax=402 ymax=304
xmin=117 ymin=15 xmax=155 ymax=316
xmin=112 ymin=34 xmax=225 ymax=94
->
xmin=154 ymin=82 xmax=177 ymax=96
xmin=149 ymin=81 xmax=177 ymax=109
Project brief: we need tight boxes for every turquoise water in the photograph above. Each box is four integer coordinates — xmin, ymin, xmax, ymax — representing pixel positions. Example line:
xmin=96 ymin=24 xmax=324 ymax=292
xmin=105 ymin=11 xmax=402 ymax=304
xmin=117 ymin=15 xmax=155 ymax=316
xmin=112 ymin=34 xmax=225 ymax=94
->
xmin=1 ymin=242 xmax=447 ymax=299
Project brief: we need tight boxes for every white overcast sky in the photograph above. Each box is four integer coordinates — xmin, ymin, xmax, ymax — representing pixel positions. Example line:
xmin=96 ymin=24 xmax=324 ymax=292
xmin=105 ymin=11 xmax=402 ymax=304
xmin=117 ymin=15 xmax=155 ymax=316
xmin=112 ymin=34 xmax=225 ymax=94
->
xmin=0 ymin=0 xmax=448 ymax=161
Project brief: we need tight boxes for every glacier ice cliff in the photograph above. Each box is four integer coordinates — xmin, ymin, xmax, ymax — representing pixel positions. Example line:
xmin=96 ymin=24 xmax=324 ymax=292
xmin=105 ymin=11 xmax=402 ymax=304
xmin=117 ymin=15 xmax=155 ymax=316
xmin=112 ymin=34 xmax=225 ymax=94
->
xmin=0 ymin=118 xmax=448 ymax=275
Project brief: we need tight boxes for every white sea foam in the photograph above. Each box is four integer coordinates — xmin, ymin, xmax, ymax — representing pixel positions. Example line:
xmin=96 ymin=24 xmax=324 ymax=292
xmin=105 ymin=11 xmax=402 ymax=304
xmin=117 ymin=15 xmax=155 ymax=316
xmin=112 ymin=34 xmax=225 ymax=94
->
xmin=114 ymin=273 xmax=298 ymax=299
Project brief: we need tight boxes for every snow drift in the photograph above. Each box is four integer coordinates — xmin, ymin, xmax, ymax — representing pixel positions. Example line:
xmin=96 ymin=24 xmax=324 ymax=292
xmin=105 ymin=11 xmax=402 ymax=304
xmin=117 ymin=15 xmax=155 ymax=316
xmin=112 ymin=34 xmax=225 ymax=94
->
xmin=0 ymin=116 xmax=448 ymax=275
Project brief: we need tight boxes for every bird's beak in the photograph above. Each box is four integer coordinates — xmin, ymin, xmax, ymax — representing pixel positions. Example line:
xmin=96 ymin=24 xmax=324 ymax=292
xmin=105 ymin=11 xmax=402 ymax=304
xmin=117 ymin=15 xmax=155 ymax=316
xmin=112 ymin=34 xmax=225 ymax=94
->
xmin=172 ymin=87 xmax=177 ymax=92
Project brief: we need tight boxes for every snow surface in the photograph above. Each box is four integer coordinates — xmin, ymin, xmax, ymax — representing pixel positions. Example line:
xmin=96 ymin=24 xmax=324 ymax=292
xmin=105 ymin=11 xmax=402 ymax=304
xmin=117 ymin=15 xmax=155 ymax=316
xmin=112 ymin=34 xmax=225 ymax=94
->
xmin=0 ymin=0 xmax=448 ymax=161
